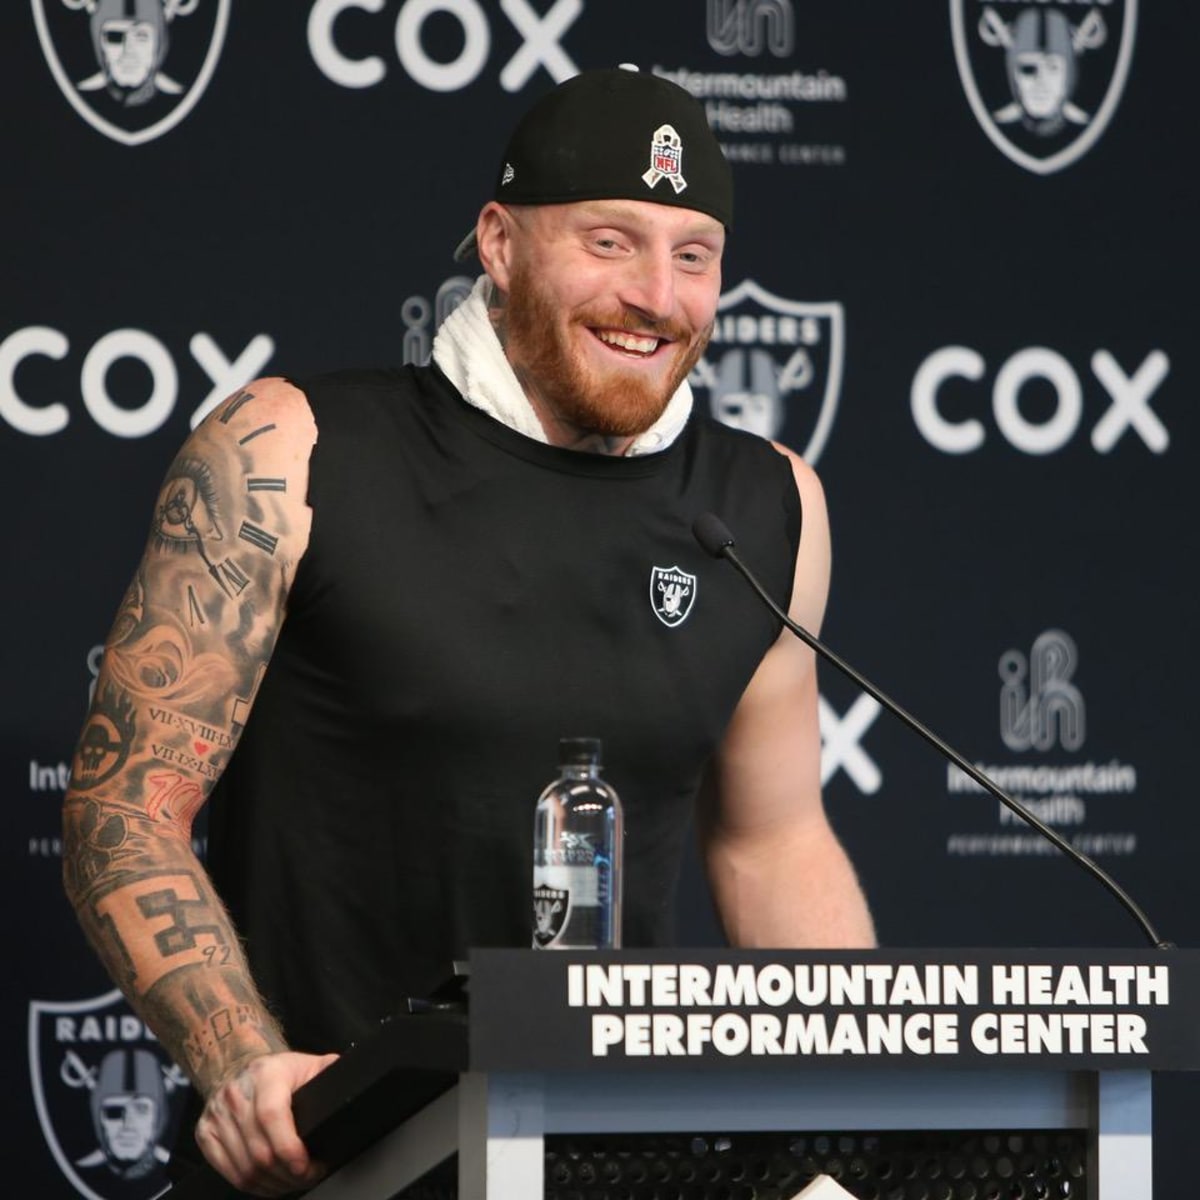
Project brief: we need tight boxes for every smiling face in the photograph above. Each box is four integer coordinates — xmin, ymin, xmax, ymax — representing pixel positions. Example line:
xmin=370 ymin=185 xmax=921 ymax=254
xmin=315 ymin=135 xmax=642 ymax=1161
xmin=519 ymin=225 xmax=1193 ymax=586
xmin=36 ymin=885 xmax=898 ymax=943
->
xmin=478 ymin=199 xmax=725 ymax=448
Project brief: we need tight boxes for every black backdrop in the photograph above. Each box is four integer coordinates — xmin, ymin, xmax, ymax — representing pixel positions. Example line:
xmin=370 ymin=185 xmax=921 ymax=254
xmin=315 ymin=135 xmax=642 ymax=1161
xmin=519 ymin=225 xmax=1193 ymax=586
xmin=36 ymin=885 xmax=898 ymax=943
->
xmin=5 ymin=1 xmax=1197 ymax=1196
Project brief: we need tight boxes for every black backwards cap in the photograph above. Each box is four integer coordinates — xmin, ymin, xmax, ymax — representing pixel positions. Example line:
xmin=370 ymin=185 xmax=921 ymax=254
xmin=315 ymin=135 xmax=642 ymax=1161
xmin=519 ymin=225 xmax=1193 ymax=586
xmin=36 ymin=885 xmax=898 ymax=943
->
xmin=453 ymin=65 xmax=733 ymax=260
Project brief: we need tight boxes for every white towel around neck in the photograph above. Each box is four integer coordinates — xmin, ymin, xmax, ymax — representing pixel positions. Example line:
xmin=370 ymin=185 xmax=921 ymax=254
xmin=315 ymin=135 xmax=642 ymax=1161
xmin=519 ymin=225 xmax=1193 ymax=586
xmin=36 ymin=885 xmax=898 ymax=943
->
xmin=432 ymin=275 xmax=692 ymax=456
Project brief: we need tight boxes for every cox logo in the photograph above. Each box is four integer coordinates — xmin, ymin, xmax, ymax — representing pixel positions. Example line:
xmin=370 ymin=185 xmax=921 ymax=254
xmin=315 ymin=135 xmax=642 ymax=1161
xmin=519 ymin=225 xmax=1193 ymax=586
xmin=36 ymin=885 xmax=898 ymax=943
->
xmin=0 ymin=327 xmax=274 ymax=439
xmin=912 ymin=346 xmax=1170 ymax=455
xmin=820 ymin=694 xmax=882 ymax=796
xmin=308 ymin=0 xmax=583 ymax=92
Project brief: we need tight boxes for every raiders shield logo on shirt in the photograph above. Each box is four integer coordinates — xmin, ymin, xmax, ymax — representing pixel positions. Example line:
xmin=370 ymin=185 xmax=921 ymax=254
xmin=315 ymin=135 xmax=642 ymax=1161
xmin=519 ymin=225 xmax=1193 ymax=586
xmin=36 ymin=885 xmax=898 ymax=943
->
xmin=650 ymin=566 xmax=697 ymax=627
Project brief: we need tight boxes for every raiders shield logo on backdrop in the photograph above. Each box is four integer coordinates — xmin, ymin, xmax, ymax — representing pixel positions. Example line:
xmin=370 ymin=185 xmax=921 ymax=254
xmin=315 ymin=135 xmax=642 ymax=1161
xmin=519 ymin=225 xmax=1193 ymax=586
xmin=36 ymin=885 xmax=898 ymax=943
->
xmin=950 ymin=0 xmax=1137 ymax=174
xmin=30 ymin=989 xmax=189 ymax=1200
xmin=32 ymin=0 xmax=231 ymax=146
xmin=691 ymin=279 xmax=844 ymax=466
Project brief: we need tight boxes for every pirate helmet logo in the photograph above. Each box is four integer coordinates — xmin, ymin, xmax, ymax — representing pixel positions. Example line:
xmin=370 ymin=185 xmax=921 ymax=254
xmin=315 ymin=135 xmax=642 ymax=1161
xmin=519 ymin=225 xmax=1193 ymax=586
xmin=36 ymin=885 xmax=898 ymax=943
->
xmin=650 ymin=566 xmax=697 ymax=627
xmin=950 ymin=0 xmax=1137 ymax=174
xmin=690 ymin=279 xmax=844 ymax=466
xmin=29 ymin=989 xmax=190 ymax=1200
xmin=32 ymin=0 xmax=231 ymax=146
xmin=533 ymin=884 xmax=570 ymax=947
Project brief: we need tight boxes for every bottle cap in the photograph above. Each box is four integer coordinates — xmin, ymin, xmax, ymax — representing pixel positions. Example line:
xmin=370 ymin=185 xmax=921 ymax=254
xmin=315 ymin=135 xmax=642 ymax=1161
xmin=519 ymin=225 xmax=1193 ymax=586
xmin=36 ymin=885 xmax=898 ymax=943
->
xmin=559 ymin=737 xmax=602 ymax=766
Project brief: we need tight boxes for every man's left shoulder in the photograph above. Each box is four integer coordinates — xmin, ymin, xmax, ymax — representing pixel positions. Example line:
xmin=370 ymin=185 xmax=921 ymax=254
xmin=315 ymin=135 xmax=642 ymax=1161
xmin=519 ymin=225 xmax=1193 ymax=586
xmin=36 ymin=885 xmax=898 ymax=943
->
xmin=691 ymin=410 xmax=792 ymax=467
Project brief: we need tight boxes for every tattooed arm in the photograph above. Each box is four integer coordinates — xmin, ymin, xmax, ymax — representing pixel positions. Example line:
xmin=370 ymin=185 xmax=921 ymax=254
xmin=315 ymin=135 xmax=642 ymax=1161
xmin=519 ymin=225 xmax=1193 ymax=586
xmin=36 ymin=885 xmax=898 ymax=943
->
xmin=62 ymin=379 xmax=333 ymax=1197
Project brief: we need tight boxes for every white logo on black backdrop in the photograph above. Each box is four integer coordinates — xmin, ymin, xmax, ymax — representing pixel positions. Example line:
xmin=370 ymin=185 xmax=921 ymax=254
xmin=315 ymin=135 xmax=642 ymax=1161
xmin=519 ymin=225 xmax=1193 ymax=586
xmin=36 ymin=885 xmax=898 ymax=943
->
xmin=308 ymin=0 xmax=582 ymax=92
xmin=707 ymin=0 xmax=795 ymax=58
xmin=32 ymin=0 xmax=231 ymax=146
xmin=30 ymin=990 xmax=189 ymax=1200
xmin=819 ymin=695 xmax=882 ymax=795
xmin=400 ymin=275 xmax=474 ymax=365
xmin=656 ymin=0 xmax=847 ymax=168
xmin=911 ymin=345 xmax=1170 ymax=456
xmin=945 ymin=629 xmax=1140 ymax=859
xmin=1000 ymin=629 xmax=1084 ymax=753
xmin=950 ymin=0 xmax=1137 ymax=174
xmin=691 ymin=279 xmax=843 ymax=466
xmin=0 ymin=326 xmax=275 ymax=438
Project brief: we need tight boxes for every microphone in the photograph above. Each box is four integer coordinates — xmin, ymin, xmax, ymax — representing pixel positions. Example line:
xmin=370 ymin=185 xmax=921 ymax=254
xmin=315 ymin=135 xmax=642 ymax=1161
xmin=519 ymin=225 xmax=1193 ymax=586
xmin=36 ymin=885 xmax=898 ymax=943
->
xmin=692 ymin=512 xmax=1171 ymax=950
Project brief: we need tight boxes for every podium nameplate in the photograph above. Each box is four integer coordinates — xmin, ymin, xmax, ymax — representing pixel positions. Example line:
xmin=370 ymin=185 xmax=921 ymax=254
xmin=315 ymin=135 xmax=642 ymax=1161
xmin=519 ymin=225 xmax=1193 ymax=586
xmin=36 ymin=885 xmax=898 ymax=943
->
xmin=469 ymin=947 xmax=1200 ymax=1073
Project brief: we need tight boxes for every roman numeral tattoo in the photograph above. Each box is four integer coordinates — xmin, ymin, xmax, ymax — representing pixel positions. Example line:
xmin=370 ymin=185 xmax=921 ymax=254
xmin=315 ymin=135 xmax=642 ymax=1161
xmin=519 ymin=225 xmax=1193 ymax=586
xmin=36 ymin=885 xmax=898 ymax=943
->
xmin=218 ymin=390 xmax=255 ymax=424
xmin=238 ymin=522 xmax=278 ymax=555
xmin=217 ymin=558 xmax=251 ymax=595
xmin=238 ymin=425 xmax=276 ymax=445
xmin=186 ymin=585 xmax=207 ymax=627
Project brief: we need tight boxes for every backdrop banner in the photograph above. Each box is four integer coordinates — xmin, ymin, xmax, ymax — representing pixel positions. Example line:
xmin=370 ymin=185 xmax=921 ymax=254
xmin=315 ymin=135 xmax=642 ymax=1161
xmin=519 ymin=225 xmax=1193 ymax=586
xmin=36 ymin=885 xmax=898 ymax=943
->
xmin=4 ymin=2 xmax=1196 ymax=1196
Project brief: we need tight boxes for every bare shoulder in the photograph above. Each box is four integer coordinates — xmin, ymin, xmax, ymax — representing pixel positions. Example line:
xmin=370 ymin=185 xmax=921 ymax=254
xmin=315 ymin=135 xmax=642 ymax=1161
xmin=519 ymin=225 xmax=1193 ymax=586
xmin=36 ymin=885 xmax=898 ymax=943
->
xmin=768 ymin=441 xmax=830 ymax=629
xmin=769 ymin=440 xmax=828 ymax=523
xmin=170 ymin=377 xmax=316 ymax=574
xmin=197 ymin=375 xmax=317 ymax=457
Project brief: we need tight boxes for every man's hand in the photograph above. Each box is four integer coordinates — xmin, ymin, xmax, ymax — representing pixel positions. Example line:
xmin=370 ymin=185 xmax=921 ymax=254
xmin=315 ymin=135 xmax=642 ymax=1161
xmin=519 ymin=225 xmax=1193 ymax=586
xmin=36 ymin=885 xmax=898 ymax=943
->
xmin=194 ymin=1050 xmax=340 ymax=1197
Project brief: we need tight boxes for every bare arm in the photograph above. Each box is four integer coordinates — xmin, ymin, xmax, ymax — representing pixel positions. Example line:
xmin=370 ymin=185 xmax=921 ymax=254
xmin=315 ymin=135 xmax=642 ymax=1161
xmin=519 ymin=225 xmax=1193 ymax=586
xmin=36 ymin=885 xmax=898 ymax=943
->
xmin=700 ymin=447 xmax=876 ymax=949
xmin=62 ymin=378 xmax=332 ymax=1194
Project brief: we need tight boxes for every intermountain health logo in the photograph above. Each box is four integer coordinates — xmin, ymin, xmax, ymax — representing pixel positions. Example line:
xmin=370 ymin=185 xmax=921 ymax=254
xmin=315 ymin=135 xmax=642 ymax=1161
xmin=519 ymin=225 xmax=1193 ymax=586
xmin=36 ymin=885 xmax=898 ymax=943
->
xmin=691 ymin=279 xmax=844 ymax=465
xmin=945 ymin=629 xmax=1140 ymax=860
xmin=30 ymin=989 xmax=189 ymax=1200
xmin=32 ymin=0 xmax=231 ymax=146
xmin=1000 ymin=628 xmax=1085 ymax=753
xmin=950 ymin=0 xmax=1137 ymax=174
xmin=706 ymin=0 xmax=796 ymax=58
xmin=400 ymin=275 xmax=474 ymax=366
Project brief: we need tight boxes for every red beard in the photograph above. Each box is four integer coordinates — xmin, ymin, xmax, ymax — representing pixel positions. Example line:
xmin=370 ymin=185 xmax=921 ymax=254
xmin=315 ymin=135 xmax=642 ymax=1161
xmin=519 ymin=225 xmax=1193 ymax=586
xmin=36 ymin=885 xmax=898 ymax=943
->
xmin=503 ymin=260 xmax=711 ymax=439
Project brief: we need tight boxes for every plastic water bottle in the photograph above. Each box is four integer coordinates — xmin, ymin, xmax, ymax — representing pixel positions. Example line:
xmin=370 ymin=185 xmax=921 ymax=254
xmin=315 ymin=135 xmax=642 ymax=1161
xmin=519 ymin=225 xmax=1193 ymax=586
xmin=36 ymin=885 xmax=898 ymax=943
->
xmin=532 ymin=737 xmax=623 ymax=949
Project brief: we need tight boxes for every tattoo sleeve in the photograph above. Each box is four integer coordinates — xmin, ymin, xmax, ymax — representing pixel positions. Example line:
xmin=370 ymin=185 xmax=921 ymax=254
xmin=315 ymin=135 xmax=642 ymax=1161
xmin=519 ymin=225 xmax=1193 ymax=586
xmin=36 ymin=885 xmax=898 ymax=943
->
xmin=62 ymin=382 xmax=316 ymax=1095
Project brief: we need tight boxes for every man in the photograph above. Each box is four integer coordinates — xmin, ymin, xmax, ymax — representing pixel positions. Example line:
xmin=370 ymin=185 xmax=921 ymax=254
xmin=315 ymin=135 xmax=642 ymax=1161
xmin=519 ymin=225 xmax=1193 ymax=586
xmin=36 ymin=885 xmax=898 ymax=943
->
xmin=63 ymin=67 xmax=874 ymax=1196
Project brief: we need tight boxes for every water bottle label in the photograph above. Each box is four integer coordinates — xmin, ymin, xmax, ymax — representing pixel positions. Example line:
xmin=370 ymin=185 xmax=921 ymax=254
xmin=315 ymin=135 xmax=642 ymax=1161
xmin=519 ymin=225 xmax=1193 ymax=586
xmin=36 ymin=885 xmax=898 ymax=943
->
xmin=532 ymin=882 xmax=570 ymax=947
xmin=532 ymin=866 xmax=602 ymax=948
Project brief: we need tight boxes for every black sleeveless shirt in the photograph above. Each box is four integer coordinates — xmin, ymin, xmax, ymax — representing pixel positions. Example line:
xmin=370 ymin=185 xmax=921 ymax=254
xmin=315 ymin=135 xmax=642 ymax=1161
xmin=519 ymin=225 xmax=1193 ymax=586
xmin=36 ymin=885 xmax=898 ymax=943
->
xmin=206 ymin=365 xmax=800 ymax=1053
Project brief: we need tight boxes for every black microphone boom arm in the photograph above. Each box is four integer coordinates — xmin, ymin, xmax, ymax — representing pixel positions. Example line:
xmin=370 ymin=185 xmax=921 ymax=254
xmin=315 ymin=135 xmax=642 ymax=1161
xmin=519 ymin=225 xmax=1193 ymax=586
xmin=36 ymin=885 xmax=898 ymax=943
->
xmin=692 ymin=513 xmax=1170 ymax=950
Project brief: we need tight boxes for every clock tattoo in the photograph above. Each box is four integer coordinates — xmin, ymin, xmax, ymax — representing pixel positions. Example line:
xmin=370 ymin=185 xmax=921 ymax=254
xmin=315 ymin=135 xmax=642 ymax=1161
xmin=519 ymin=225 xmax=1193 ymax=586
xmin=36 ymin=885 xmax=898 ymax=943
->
xmin=152 ymin=391 xmax=287 ymax=604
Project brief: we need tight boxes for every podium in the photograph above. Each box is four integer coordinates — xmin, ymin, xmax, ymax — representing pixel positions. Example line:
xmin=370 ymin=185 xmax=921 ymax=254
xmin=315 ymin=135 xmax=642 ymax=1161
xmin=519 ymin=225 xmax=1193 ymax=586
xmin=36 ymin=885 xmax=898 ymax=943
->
xmin=168 ymin=948 xmax=1200 ymax=1199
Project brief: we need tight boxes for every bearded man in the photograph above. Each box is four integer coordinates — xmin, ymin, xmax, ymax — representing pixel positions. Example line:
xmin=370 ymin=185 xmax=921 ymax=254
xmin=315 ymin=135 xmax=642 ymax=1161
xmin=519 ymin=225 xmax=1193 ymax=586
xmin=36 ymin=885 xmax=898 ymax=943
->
xmin=63 ymin=67 xmax=874 ymax=1196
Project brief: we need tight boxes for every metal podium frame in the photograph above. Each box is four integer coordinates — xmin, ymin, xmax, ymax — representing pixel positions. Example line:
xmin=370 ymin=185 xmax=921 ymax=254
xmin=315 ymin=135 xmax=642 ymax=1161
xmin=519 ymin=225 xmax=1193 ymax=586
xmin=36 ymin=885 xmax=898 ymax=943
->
xmin=306 ymin=1065 xmax=1151 ymax=1200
